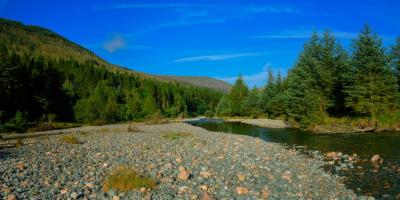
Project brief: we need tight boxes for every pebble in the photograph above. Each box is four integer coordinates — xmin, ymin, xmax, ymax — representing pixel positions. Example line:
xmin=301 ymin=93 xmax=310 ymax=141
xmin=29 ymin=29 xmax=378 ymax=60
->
xmin=236 ymin=186 xmax=249 ymax=195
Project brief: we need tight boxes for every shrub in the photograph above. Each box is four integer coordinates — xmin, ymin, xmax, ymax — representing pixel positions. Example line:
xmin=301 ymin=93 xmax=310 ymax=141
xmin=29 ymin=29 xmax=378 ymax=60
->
xmin=15 ymin=138 xmax=23 ymax=147
xmin=145 ymin=112 xmax=168 ymax=125
xmin=103 ymin=166 xmax=157 ymax=193
xmin=127 ymin=125 xmax=141 ymax=132
xmin=162 ymin=132 xmax=192 ymax=140
xmin=61 ymin=135 xmax=81 ymax=144
xmin=4 ymin=111 xmax=28 ymax=132
xmin=204 ymin=110 xmax=215 ymax=118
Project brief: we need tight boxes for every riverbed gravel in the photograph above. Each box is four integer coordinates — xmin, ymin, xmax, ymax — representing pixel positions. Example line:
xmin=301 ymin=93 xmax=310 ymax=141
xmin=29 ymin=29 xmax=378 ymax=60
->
xmin=0 ymin=123 xmax=370 ymax=199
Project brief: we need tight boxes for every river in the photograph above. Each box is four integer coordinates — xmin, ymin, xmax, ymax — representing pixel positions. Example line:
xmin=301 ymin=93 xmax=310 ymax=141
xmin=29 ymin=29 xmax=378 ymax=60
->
xmin=188 ymin=118 xmax=400 ymax=199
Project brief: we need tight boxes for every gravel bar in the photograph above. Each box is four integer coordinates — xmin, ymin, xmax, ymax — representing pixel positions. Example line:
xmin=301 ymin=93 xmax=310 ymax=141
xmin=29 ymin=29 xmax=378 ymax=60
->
xmin=0 ymin=123 xmax=370 ymax=200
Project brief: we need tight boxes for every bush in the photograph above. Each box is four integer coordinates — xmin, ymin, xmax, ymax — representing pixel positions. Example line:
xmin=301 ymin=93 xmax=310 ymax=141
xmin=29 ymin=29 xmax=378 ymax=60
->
xmin=127 ymin=125 xmax=141 ymax=132
xmin=162 ymin=132 xmax=192 ymax=140
xmin=145 ymin=112 xmax=168 ymax=125
xmin=60 ymin=135 xmax=81 ymax=144
xmin=204 ymin=110 xmax=215 ymax=118
xmin=103 ymin=166 xmax=157 ymax=193
xmin=3 ymin=111 xmax=28 ymax=132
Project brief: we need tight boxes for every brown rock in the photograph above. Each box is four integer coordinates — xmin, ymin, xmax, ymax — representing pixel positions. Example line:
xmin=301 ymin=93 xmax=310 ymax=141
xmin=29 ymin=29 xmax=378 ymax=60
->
xmin=6 ymin=194 xmax=17 ymax=200
xmin=236 ymin=173 xmax=246 ymax=182
xmin=112 ymin=195 xmax=120 ymax=200
xmin=201 ymin=191 xmax=213 ymax=200
xmin=200 ymin=185 xmax=208 ymax=191
xmin=175 ymin=157 xmax=183 ymax=163
xmin=178 ymin=166 xmax=190 ymax=181
xmin=16 ymin=162 xmax=24 ymax=170
xmin=236 ymin=186 xmax=249 ymax=195
xmin=282 ymin=171 xmax=292 ymax=183
xmin=261 ymin=188 xmax=271 ymax=199
xmin=200 ymin=171 xmax=212 ymax=179
xmin=139 ymin=187 xmax=147 ymax=193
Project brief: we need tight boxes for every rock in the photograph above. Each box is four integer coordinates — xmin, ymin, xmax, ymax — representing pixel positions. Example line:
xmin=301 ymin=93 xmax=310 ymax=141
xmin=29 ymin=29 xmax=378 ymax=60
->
xmin=139 ymin=187 xmax=147 ymax=193
xmin=236 ymin=173 xmax=246 ymax=182
xmin=178 ymin=166 xmax=190 ymax=181
xmin=200 ymin=171 xmax=212 ymax=179
xmin=282 ymin=171 xmax=292 ymax=183
xmin=190 ymin=194 xmax=199 ymax=199
xmin=102 ymin=162 xmax=109 ymax=167
xmin=236 ymin=186 xmax=249 ymax=195
xmin=175 ymin=157 xmax=183 ymax=163
xmin=178 ymin=186 xmax=189 ymax=193
xmin=16 ymin=162 xmax=25 ymax=170
xmin=60 ymin=189 xmax=68 ymax=195
xmin=326 ymin=151 xmax=337 ymax=159
xmin=370 ymin=155 xmax=380 ymax=162
xmin=6 ymin=194 xmax=17 ymax=200
xmin=70 ymin=192 xmax=78 ymax=199
xmin=200 ymin=185 xmax=208 ymax=191
xmin=327 ymin=160 xmax=335 ymax=165
xmin=261 ymin=188 xmax=270 ymax=198
xmin=112 ymin=195 xmax=120 ymax=200
xmin=201 ymin=191 xmax=213 ymax=200
xmin=85 ymin=183 xmax=95 ymax=188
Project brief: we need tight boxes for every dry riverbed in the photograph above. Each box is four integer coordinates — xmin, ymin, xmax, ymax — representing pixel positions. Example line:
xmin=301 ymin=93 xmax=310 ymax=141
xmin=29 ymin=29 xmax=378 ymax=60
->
xmin=0 ymin=123 xmax=370 ymax=199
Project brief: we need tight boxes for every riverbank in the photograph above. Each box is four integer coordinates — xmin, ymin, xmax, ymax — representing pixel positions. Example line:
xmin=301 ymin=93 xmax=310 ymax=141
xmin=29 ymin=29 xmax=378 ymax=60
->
xmin=0 ymin=123 xmax=367 ymax=199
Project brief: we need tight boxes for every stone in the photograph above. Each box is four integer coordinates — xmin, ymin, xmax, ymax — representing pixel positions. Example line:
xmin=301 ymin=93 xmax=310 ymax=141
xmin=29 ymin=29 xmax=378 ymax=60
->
xmin=178 ymin=166 xmax=190 ymax=181
xmin=85 ymin=183 xmax=95 ymax=188
xmin=370 ymin=155 xmax=380 ymax=163
xmin=6 ymin=194 xmax=17 ymax=200
xmin=236 ymin=173 xmax=246 ymax=182
xmin=70 ymin=192 xmax=78 ymax=199
xmin=60 ymin=189 xmax=68 ymax=195
xmin=178 ymin=186 xmax=189 ymax=193
xmin=16 ymin=162 xmax=25 ymax=170
xmin=200 ymin=171 xmax=212 ymax=179
xmin=201 ymin=191 xmax=213 ymax=200
xmin=190 ymin=194 xmax=199 ymax=199
xmin=175 ymin=157 xmax=183 ymax=163
xmin=327 ymin=160 xmax=335 ymax=165
xmin=139 ymin=187 xmax=147 ymax=193
xmin=282 ymin=171 xmax=292 ymax=183
xmin=112 ymin=195 xmax=120 ymax=200
xmin=261 ymin=188 xmax=270 ymax=199
xmin=200 ymin=185 xmax=208 ymax=191
xmin=236 ymin=186 xmax=249 ymax=195
xmin=102 ymin=163 xmax=109 ymax=167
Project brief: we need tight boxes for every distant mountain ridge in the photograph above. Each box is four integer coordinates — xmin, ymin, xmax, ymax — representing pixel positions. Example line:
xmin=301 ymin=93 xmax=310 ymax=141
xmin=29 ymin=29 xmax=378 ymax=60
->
xmin=0 ymin=18 xmax=231 ymax=92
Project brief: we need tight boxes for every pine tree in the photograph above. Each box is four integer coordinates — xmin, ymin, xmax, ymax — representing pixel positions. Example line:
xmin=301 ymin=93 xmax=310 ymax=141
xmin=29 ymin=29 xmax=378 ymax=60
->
xmin=345 ymin=25 xmax=398 ymax=118
xmin=215 ymin=94 xmax=232 ymax=117
xmin=391 ymin=37 xmax=400 ymax=90
xmin=230 ymin=75 xmax=249 ymax=116
xmin=142 ymin=93 xmax=159 ymax=116
xmin=242 ymin=87 xmax=262 ymax=117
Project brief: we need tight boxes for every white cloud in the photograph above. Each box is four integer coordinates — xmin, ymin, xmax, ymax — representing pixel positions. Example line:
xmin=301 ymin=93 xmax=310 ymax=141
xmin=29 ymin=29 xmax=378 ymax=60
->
xmin=103 ymin=35 xmax=126 ymax=53
xmin=172 ymin=52 xmax=263 ymax=63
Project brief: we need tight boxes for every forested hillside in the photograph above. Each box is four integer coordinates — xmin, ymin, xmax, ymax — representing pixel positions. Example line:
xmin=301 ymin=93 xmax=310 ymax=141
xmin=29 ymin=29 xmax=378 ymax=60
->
xmin=158 ymin=75 xmax=232 ymax=93
xmin=0 ymin=18 xmax=222 ymax=131
xmin=216 ymin=25 xmax=400 ymax=131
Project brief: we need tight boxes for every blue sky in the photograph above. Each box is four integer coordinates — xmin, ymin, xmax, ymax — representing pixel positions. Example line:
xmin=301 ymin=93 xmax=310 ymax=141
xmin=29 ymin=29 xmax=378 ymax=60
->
xmin=1 ymin=0 xmax=400 ymax=87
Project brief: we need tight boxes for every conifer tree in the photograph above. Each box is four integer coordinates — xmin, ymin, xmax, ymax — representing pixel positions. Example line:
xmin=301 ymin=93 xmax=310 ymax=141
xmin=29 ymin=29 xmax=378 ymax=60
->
xmin=242 ymin=87 xmax=262 ymax=117
xmin=345 ymin=25 xmax=398 ymax=118
xmin=391 ymin=37 xmax=400 ymax=90
xmin=230 ymin=75 xmax=249 ymax=116
xmin=215 ymin=94 xmax=232 ymax=117
xmin=142 ymin=93 xmax=159 ymax=116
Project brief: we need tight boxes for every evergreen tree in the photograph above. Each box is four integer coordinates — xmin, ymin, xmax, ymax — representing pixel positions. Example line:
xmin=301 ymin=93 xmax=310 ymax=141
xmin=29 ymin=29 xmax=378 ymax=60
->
xmin=242 ymin=87 xmax=262 ymax=117
xmin=230 ymin=75 xmax=249 ymax=116
xmin=215 ymin=94 xmax=232 ymax=117
xmin=391 ymin=37 xmax=400 ymax=90
xmin=125 ymin=89 xmax=143 ymax=120
xmin=345 ymin=25 xmax=398 ymax=118
xmin=142 ymin=93 xmax=159 ymax=117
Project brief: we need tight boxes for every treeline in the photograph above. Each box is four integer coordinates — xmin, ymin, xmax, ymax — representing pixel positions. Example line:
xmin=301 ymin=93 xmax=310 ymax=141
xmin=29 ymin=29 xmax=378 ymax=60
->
xmin=0 ymin=45 xmax=221 ymax=131
xmin=216 ymin=25 xmax=400 ymax=129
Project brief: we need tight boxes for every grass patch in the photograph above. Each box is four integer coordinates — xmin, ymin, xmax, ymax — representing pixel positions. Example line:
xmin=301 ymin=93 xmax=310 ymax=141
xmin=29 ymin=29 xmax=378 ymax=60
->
xmin=28 ymin=122 xmax=80 ymax=132
xmin=127 ymin=125 xmax=141 ymax=132
xmin=15 ymin=138 xmax=23 ymax=147
xmin=162 ymin=132 xmax=192 ymax=140
xmin=103 ymin=166 xmax=157 ymax=193
xmin=145 ymin=112 xmax=169 ymax=125
xmin=60 ymin=135 xmax=81 ymax=144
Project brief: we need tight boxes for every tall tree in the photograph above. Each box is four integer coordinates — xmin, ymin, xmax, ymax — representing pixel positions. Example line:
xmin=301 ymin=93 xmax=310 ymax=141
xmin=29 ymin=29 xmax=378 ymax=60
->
xmin=215 ymin=94 xmax=232 ymax=117
xmin=345 ymin=25 xmax=398 ymax=118
xmin=242 ymin=87 xmax=262 ymax=117
xmin=391 ymin=37 xmax=400 ymax=90
xmin=230 ymin=75 xmax=249 ymax=116
xmin=142 ymin=93 xmax=159 ymax=117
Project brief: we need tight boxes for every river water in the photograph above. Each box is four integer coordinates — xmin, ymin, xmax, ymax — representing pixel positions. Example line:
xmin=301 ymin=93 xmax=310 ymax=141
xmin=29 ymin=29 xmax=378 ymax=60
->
xmin=188 ymin=118 xmax=400 ymax=199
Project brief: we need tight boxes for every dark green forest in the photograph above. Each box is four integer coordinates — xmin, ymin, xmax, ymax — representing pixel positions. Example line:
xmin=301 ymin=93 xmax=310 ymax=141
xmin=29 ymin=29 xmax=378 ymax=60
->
xmin=216 ymin=25 xmax=400 ymax=130
xmin=0 ymin=19 xmax=222 ymax=132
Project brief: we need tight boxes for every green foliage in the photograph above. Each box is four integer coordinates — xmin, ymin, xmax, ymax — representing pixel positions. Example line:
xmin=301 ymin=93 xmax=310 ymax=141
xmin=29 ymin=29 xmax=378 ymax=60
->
xmin=390 ymin=37 xmax=400 ymax=90
xmin=61 ymin=135 xmax=81 ymax=144
xmin=162 ymin=132 xmax=192 ymax=140
xmin=344 ymin=25 xmax=398 ymax=118
xmin=2 ymin=111 xmax=28 ymax=132
xmin=241 ymin=87 xmax=262 ymax=117
xmin=142 ymin=94 xmax=159 ymax=117
xmin=215 ymin=94 xmax=232 ymax=117
xmin=230 ymin=76 xmax=249 ymax=116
